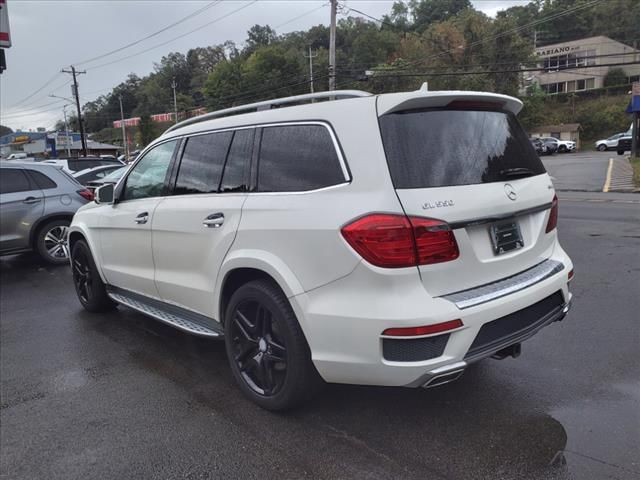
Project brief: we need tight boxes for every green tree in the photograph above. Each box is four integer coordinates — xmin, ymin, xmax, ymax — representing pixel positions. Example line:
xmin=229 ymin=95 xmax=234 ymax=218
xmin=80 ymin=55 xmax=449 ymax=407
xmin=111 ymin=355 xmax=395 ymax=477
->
xmin=603 ymin=68 xmax=628 ymax=87
xmin=0 ymin=125 xmax=13 ymax=136
xmin=412 ymin=0 xmax=473 ymax=32
xmin=137 ymin=114 xmax=156 ymax=147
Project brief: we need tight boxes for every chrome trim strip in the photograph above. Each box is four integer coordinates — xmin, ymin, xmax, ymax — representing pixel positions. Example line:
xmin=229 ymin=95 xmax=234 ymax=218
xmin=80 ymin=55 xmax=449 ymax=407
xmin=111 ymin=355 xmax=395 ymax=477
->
xmin=449 ymin=202 xmax=552 ymax=230
xmin=442 ymin=259 xmax=565 ymax=309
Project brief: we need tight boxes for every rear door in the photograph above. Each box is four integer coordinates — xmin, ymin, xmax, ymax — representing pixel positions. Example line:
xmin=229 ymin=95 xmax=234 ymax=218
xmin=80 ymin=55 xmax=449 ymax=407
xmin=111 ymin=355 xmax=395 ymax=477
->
xmin=152 ymin=129 xmax=252 ymax=318
xmin=378 ymin=104 xmax=555 ymax=297
xmin=0 ymin=168 xmax=44 ymax=252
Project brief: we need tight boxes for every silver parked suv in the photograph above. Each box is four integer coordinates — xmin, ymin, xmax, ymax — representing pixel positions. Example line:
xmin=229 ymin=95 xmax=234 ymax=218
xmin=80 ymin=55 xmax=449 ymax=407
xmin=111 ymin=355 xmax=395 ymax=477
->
xmin=0 ymin=162 xmax=93 ymax=264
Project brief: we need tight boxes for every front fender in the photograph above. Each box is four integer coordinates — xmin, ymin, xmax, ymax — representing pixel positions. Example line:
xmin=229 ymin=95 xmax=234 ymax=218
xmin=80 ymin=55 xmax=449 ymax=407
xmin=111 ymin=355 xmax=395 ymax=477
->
xmin=68 ymin=217 xmax=107 ymax=284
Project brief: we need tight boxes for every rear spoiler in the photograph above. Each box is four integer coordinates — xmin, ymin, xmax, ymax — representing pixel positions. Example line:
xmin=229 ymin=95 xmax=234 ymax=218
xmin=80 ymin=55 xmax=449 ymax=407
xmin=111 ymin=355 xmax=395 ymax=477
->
xmin=376 ymin=90 xmax=524 ymax=116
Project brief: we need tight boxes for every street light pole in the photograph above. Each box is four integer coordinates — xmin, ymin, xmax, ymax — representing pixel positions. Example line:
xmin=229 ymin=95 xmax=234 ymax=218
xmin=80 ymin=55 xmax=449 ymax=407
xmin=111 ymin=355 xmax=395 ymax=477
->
xmin=304 ymin=46 xmax=318 ymax=94
xmin=329 ymin=0 xmax=337 ymax=91
xmin=118 ymin=94 xmax=129 ymax=160
xmin=62 ymin=105 xmax=71 ymax=157
xmin=171 ymin=77 xmax=178 ymax=124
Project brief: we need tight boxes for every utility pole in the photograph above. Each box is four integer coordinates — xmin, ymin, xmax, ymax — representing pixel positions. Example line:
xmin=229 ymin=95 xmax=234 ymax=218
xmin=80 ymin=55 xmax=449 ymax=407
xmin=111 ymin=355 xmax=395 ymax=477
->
xmin=329 ymin=0 xmax=337 ymax=91
xmin=62 ymin=105 xmax=71 ymax=157
xmin=304 ymin=46 xmax=318 ymax=94
xmin=61 ymin=66 xmax=87 ymax=157
xmin=118 ymin=94 xmax=129 ymax=160
xmin=171 ymin=77 xmax=178 ymax=124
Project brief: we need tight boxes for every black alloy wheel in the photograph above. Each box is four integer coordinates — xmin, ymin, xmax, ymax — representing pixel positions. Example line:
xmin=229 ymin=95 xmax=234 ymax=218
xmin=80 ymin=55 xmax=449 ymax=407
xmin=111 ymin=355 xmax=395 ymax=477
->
xmin=72 ymin=248 xmax=93 ymax=305
xmin=230 ymin=300 xmax=288 ymax=396
xmin=224 ymin=279 xmax=322 ymax=410
xmin=70 ymin=240 xmax=116 ymax=312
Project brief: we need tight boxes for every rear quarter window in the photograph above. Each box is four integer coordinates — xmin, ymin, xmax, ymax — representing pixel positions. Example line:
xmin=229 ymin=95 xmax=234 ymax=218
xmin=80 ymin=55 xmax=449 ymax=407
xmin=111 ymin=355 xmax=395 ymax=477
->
xmin=379 ymin=108 xmax=546 ymax=189
xmin=26 ymin=170 xmax=58 ymax=189
xmin=257 ymin=124 xmax=345 ymax=192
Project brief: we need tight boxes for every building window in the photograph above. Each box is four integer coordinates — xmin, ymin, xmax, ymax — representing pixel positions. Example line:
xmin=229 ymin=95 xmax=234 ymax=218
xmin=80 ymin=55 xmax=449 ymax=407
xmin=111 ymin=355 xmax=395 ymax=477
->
xmin=586 ymin=78 xmax=595 ymax=89
xmin=586 ymin=49 xmax=596 ymax=66
xmin=576 ymin=79 xmax=586 ymax=91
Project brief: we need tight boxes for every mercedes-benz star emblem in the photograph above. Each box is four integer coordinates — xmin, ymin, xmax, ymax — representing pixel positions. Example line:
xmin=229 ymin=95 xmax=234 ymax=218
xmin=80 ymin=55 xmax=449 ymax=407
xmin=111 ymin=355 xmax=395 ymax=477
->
xmin=504 ymin=183 xmax=517 ymax=201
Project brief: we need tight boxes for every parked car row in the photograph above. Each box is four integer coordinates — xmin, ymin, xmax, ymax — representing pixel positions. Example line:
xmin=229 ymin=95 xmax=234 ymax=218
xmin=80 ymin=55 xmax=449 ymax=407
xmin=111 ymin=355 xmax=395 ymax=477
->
xmin=529 ymin=136 xmax=576 ymax=155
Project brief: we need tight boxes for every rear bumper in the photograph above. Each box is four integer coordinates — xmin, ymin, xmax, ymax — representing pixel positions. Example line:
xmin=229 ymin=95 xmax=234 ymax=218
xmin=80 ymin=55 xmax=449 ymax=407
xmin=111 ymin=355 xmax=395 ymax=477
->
xmin=408 ymin=296 xmax=571 ymax=388
xmin=291 ymin=247 xmax=573 ymax=388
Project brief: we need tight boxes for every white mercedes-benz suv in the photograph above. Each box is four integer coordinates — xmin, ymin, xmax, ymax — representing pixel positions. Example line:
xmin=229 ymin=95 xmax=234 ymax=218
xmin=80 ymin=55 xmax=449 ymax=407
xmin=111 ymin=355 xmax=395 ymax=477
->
xmin=69 ymin=88 xmax=573 ymax=410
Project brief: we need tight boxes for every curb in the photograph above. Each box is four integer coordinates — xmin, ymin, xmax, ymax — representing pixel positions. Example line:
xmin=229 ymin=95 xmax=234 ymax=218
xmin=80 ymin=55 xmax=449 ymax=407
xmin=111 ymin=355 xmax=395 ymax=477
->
xmin=603 ymin=157 xmax=638 ymax=193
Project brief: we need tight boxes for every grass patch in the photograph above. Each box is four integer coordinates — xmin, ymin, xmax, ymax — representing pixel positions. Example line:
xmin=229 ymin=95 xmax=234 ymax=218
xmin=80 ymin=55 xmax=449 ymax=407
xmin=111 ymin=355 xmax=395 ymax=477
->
xmin=630 ymin=156 xmax=640 ymax=188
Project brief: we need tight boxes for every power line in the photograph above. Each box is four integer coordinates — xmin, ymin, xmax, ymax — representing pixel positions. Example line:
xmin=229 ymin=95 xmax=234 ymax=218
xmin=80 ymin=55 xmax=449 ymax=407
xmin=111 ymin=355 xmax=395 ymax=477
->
xmin=75 ymin=1 xmax=220 ymax=66
xmin=87 ymin=1 xmax=258 ymax=71
xmin=6 ymin=73 xmax=63 ymax=109
xmin=366 ymin=61 xmax=640 ymax=78
xmin=275 ymin=3 xmax=327 ymax=30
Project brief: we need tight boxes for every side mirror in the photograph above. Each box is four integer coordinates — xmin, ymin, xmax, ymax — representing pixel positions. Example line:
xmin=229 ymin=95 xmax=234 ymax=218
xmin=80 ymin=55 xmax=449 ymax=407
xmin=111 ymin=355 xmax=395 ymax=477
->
xmin=95 ymin=183 xmax=115 ymax=205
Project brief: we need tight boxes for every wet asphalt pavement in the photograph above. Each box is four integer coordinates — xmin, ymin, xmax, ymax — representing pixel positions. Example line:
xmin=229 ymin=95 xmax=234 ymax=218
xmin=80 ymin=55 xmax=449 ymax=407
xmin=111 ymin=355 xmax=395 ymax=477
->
xmin=1 ymin=193 xmax=639 ymax=480
xmin=541 ymin=151 xmax=612 ymax=192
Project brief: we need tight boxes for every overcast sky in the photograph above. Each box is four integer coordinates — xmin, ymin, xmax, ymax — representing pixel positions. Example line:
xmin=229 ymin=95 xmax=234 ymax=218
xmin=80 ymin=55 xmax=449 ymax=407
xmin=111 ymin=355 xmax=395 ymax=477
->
xmin=0 ymin=0 xmax=527 ymax=131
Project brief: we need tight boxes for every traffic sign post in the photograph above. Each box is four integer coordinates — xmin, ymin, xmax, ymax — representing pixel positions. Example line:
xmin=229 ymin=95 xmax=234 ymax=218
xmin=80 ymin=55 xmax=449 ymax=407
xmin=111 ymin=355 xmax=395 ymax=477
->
xmin=632 ymin=82 xmax=640 ymax=158
xmin=0 ymin=0 xmax=11 ymax=73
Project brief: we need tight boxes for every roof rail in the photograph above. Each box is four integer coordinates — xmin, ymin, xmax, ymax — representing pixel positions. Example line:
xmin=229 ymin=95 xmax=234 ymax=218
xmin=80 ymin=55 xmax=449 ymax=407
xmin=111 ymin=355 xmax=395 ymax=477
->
xmin=165 ymin=90 xmax=372 ymax=134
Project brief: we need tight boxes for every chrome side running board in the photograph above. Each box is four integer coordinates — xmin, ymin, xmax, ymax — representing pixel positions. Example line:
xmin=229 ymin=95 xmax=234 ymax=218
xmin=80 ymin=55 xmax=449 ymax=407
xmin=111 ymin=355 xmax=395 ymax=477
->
xmin=107 ymin=287 xmax=223 ymax=338
xmin=441 ymin=259 xmax=565 ymax=309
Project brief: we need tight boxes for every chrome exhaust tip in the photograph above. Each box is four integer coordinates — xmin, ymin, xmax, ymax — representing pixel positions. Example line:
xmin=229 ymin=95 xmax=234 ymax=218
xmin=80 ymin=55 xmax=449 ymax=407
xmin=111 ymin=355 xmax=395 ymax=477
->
xmin=421 ymin=361 xmax=466 ymax=388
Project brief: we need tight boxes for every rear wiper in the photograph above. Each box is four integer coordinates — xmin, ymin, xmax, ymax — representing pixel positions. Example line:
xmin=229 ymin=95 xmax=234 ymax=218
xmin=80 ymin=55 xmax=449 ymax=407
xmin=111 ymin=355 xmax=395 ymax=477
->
xmin=499 ymin=167 xmax=535 ymax=178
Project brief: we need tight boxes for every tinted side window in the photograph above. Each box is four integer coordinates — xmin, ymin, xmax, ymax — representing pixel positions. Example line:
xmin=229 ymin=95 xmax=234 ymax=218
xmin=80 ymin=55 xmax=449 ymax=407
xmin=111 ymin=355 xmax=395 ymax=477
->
xmin=123 ymin=141 xmax=177 ymax=201
xmin=220 ymin=129 xmax=253 ymax=193
xmin=0 ymin=169 xmax=33 ymax=194
xmin=174 ymin=132 xmax=233 ymax=195
xmin=69 ymin=160 xmax=100 ymax=171
xmin=27 ymin=170 xmax=57 ymax=189
xmin=258 ymin=125 xmax=344 ymax=192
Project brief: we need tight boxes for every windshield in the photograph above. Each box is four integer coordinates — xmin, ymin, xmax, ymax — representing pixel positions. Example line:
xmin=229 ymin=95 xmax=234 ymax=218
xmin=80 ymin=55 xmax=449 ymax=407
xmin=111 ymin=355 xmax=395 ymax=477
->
xmin=379 ymin=108 xmax=546 ymax=189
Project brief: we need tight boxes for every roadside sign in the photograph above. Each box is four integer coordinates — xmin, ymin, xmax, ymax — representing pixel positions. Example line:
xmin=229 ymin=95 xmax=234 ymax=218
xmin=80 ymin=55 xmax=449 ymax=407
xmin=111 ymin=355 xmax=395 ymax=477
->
xmin=0 ymin=0 xmax=11 ymax=48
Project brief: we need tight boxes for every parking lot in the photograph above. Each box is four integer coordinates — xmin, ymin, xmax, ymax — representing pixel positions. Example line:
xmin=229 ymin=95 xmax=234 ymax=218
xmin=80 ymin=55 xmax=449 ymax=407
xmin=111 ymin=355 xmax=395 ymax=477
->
xmin=1 ymin=191 xmax=638 ymax=480
xmin=541 ymin=150 xmax=613 ymax=192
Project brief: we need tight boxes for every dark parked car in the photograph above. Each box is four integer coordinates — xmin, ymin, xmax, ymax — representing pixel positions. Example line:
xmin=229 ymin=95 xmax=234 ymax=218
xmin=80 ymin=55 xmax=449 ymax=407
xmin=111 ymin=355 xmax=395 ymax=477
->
xmin=616 ymin=137 xmax=632 ymax=155
xmin=530 ymin=138 xmax=549 ymax=156
xmin=531 ymin=137 xmax=556 ymax=155
xmin=0 ymin=162 xmax=93 ymax=264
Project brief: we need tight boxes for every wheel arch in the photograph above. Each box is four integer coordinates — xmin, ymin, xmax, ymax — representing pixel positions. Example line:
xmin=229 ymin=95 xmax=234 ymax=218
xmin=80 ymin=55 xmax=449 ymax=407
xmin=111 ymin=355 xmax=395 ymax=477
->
xmin=30 ymin=212 xmax=75 ymax=248
xmin=67 ymin=226 xmax=108 ymax=283
xmin=215 ymin=252 xmax=305 ymax=326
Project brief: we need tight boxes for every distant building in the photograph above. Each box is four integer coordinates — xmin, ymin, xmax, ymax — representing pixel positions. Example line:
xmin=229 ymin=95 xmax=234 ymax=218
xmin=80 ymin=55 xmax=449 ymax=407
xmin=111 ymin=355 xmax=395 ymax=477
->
xmin=0 ymin=131 xmax=120 ymax=158
xmin=529 ymin=36 xmax=640 ymax=94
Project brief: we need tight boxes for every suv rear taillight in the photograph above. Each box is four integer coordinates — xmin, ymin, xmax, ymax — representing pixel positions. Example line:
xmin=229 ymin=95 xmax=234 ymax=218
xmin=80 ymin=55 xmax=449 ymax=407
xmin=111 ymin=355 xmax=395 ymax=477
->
xmin=341 ymin=214 xmax=459 ymax=268
xmin=77 ymin=189 xmax=94 ymax=202
xmin=546 ymin=195 xmax=558 ymax=233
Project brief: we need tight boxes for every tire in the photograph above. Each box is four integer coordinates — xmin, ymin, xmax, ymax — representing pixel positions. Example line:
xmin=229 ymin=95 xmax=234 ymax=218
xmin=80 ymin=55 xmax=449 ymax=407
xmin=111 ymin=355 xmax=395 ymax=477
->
xmin=617 ymin=150 xmax=624 ymax=156
xmin=71 ymin=239 xmax=116 ymax=312
xmin=597 ymin=144 xmax=607 ymax=152
xmin=36 ymin=219 xmax=71 ymax=265
xmin=224 ymin=279 xmax=322 ymax=411
xmin=558 ymin=145 xmax=567 ymax=153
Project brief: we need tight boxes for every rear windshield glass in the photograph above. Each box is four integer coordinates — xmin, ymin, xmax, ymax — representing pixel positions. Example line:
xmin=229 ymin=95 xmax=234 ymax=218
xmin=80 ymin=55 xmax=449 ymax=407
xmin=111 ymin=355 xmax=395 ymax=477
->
xmin=379 ymin=109 xmax=546 ymax=189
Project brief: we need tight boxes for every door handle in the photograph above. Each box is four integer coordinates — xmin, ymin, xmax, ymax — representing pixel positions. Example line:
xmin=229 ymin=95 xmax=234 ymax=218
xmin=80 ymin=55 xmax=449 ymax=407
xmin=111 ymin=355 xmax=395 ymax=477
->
xmin=23 ymin=196 xmax=41 ymax=205
xmin=203 ymin=213 xmax=224 ymax=228
xmin=135 ymin=212 xmax=149 ymax=224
